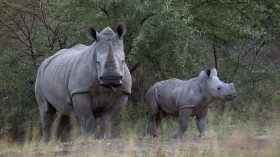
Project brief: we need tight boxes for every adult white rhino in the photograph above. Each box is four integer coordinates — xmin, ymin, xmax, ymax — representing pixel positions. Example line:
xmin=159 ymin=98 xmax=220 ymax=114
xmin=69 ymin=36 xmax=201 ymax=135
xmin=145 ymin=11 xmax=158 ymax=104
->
xmin=35 ymin=22 xmax=131 ymax=142
xmin=145 ymin=68 xmax=236 ymax=138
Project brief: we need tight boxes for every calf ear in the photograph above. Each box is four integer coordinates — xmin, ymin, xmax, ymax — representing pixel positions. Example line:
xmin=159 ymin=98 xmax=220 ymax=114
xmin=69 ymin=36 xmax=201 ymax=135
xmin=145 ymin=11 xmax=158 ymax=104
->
xmin=86 ymin=27 xmax=100 ymax=41
xmin=116 ymin=22 xmax=126 ymax=39
xmin=199 ymin=71 xmax=205 ymax=77
xmin=210 ymin=68 xmax=218 ymax=77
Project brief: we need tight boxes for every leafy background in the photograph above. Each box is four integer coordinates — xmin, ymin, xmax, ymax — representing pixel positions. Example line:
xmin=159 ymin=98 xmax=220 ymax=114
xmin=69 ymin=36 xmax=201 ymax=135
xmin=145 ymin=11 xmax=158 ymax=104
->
xmin=0 ymin=0 xmax=279 ymax=142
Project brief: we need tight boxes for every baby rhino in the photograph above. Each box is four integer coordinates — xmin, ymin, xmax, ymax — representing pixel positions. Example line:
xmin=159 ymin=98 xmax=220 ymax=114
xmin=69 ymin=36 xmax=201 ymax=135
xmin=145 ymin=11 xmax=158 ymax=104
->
xmin=145 ymin=68 xmax=237 ymax=138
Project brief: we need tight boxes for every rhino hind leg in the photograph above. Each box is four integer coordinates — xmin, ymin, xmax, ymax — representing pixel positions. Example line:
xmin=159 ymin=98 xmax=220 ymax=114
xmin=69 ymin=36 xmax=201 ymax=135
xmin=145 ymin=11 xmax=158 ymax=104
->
xmin=147 ymin=114 xmax=159 ymax=137
xmin=155 ymin=111 xmax=163 ymax=129
xmin=39 ymin=101 xmax=56 ymax=143
xmin=145 ymin=94 xmax=160 ymax=137
xmin=54 ymin=114 xmax=71 ymax=142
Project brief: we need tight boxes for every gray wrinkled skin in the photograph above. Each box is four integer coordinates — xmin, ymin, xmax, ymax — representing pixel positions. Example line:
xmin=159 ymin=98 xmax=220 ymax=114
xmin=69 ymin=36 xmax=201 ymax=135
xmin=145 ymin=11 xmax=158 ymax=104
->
xmin=35 ymin=23 xmax=131 ymax=143
xmin=145 ymin=68 xmax=236 ymax=138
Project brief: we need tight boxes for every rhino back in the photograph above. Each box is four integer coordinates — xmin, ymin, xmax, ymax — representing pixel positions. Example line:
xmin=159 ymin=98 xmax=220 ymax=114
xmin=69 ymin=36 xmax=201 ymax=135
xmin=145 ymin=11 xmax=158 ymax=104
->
xmin=153 ymin=77 xmax=208 ymax=116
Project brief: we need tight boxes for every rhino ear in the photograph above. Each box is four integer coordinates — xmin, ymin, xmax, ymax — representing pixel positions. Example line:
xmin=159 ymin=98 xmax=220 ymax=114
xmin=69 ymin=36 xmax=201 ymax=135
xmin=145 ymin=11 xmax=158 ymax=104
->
xmin=230 ymin=82 xmax=235 ymax=87
xmin=116 ymin=22 xmax=126 ymax=39
xmin=199 ymin=71 xmax=205 ymax=77
xmin=86 ymin=27 xmax=100 ymax=41
xmin=210 ymin=68 xmax=218 ymax=77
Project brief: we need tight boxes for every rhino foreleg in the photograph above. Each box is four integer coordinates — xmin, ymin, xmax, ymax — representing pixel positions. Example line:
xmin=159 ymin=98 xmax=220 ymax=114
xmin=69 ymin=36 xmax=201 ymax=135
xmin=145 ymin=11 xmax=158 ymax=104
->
xmin=98 ymin=113 xmax=113 ymax=139
xmin=73 ymin=94 xmax=94 ymax=138
xmin=173 ymin=108 xmax=193 ymax=139
xmin=196 ymin=108 xmax=208 ymax=138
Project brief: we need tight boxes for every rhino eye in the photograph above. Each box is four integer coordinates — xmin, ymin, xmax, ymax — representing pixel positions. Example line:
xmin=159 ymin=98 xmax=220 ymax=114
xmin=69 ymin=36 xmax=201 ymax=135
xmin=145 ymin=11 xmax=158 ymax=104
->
xmin=217 ymin=86 xmax=221 ymax=90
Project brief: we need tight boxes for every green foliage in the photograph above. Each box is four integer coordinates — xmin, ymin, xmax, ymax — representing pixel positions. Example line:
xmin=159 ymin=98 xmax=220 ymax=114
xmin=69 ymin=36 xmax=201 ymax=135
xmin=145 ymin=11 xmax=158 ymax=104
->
xmin=0 ymin=49 xmax=38 ymax=142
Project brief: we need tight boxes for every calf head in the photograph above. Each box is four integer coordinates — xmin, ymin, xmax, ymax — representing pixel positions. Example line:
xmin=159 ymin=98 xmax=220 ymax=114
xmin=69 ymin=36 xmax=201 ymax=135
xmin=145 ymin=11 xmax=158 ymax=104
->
xmin=205 ymin=68 xmax=237 ymax=101
xmin=86 ymin=22 xmax=127 ymax=88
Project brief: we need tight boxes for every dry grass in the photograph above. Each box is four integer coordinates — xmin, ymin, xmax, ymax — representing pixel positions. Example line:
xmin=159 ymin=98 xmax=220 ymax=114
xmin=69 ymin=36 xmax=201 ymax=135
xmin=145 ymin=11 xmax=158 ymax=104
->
xmin=1 ymin=103 xmax=280 ymax=157
xmin=1 ymin=135 xmax=279 ymax=157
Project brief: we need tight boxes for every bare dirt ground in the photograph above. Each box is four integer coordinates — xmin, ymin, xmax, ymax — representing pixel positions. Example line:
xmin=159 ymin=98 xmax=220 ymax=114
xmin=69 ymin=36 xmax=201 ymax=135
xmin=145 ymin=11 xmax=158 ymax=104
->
xmin=1 ymin=136 xmax=279 ymax=157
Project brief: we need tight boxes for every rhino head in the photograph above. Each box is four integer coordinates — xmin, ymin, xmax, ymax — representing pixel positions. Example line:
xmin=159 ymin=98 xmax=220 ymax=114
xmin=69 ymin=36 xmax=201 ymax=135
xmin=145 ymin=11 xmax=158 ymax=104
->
xmin=203 ymin=68 xmax=237 ymax=101
xmin=86 ymin=22 xmax=127 ymax=88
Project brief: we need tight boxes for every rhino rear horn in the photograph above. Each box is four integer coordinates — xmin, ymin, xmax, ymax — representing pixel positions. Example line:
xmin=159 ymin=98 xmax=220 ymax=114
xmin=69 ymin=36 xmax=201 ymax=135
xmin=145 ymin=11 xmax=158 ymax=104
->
xmin=116 ymin=22 xmax=126 ymax=39
xmin=86 ymin=27 xmax=100 ymax=41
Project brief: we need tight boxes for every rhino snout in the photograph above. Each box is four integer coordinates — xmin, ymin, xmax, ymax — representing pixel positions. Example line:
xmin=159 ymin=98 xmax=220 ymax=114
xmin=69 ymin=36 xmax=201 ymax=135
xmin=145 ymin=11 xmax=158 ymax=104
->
xmin=99 ymin=73 xmax=123 ymax=88
xmin=225 ymin=92 xmax=237 ymax=100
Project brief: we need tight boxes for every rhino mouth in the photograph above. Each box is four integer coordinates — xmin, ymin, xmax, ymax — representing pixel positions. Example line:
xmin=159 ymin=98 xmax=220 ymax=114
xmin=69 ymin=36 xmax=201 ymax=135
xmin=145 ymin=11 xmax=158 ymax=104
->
xmin=222 ymin=93 xmax=237 ymax=101
xmin=99 ymin=74 xmax=123 ymax=88
xmin=100 ymin=80 xmax=123 ymax=88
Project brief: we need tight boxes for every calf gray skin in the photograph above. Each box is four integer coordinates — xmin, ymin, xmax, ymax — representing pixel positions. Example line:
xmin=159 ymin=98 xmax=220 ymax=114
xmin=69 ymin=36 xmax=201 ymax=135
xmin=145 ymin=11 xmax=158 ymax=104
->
xmin=145 ymin=68 xmax=236 ymax=138
xmin=35 ymin=22 xmax=131 ymax=143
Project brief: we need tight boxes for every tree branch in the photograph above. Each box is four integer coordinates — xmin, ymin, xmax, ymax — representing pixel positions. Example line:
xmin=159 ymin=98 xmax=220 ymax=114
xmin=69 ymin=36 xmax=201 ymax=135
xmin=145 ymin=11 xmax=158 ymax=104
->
xmin=0 ymin=8 xmax=28 ymax=38
xmin=213 ymin=43 xmax=218 ymax=69
xmin=139 ymin=13 xmax=155 ymax=25
xmin=129 ymin=61 xmax=140 ymax=74
xmin=253 ymin=40 xmax=267 ymax=61
xmin=39 ymin=1 xmax=52 ymax=49
xmin=0 ymin=20 xmax=29 ymax=47
xmin=100 ymin=5 xmax=110 ymax=18
xmin=241 ymin=36 xmax=264 ymax=59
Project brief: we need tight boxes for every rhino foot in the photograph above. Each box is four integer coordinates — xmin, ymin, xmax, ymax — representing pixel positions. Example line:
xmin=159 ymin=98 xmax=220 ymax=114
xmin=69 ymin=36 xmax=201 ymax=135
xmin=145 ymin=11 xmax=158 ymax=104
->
xmin=172 ymin=134 xmax=185 ymax=139
xmin=149 ymin=132 xmax=159 ymax=137
xmin=172 ymin=128 xmax=186 ymax=139
xmin=77 ymin=135 xmax=94 ymax=143
xmin=147 ymin=130 xmax=159 ymax=137
xmin=198 ymin=133 xmax=205 ymax=138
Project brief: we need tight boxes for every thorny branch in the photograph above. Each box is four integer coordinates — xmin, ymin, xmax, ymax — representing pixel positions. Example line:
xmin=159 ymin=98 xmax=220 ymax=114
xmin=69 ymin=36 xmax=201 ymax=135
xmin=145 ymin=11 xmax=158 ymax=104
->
xmin=100 ymin=5 xmax=111 ymax=18
xmin=241 ymin=36 xmax=264 ymax=59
